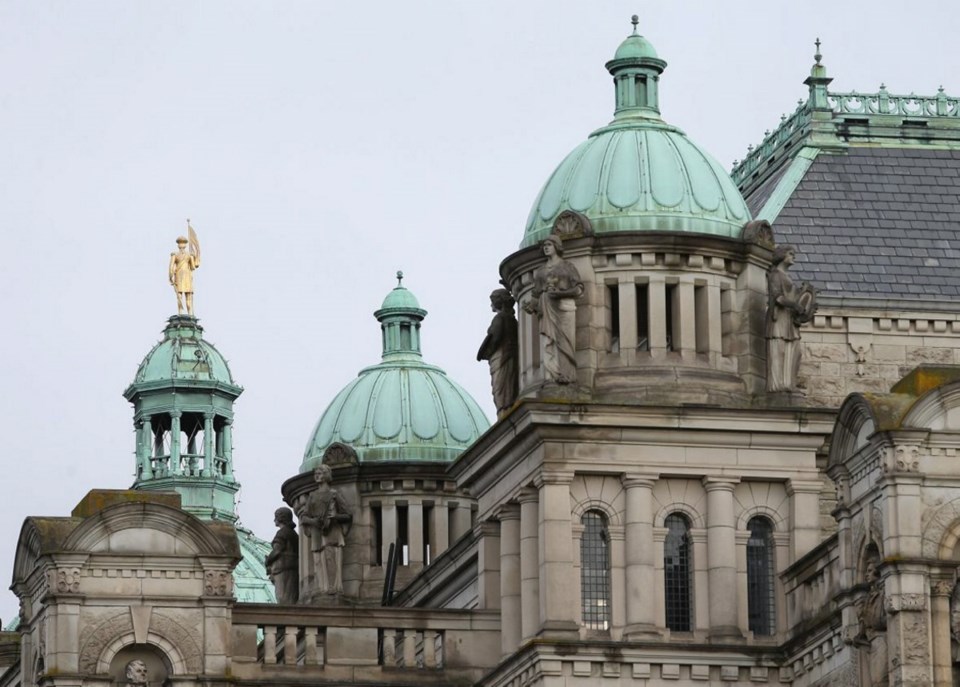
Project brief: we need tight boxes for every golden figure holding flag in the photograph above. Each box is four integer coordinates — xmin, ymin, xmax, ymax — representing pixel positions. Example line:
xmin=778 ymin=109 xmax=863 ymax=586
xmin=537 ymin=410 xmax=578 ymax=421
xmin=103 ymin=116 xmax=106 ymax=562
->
xmin=169 ymin=220 xmax=201 ymax=316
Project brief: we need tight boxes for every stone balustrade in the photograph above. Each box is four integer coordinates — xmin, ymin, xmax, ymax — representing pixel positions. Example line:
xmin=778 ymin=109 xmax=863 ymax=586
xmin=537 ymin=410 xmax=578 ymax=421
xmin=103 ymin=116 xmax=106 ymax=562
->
xmin=231 ymin=604 xmax=500 ymax=684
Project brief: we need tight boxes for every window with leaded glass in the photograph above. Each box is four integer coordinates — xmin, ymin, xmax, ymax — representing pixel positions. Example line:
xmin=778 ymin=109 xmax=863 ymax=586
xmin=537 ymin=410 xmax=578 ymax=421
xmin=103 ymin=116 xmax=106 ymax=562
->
xmin=664 ymin=513 xmax=692 ymax=632
xmin=580 ymin=511 xmax=610 ymax=630
xmin=747 ymin=517 xmax=776 ymax=636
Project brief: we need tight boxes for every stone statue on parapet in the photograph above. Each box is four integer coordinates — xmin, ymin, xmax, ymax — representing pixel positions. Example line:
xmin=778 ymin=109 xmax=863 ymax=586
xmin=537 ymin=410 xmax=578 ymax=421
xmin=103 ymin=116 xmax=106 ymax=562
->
xmin=265 ymin=507 xmax=300 ymax=604
xmin=477 ymin=287 xmax=519 ymax=418
xmin=298 ymin=465 xmax=352 ymax=596
xmin=169 ymin=220 xmax=201 ymax=316
xmin=124 ymin=659 xmax=149 ymax=685
xmin=523 ymin=234 xmax=583 ymax=385
xmin=765 ymin=244 xmax=816 ymax=393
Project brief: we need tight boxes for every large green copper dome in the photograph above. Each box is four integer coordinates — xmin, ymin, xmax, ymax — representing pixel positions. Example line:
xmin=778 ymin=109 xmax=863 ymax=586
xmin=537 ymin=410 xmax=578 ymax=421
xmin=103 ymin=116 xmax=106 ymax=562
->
xmin=522 ymin=22 xmax=750 ymax=247
xmin=301 ymin=276 xmax=489 ymax=471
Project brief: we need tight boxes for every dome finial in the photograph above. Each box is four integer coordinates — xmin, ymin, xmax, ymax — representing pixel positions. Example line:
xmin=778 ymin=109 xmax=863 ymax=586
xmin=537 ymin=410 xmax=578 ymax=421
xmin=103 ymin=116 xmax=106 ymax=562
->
xmin=631 ymin=14 xmax=639 ymax=35
xmin=396 ymin=270 xmax=404 ymax=287
xmin=814 ymin=37 xmax=822 ymax=65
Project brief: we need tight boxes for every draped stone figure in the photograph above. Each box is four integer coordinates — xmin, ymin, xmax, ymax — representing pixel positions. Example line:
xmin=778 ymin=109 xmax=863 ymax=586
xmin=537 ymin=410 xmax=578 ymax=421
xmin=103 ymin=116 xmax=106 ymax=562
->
xmin=524 ymin=235 xmax=583 ymax=385
xmin=265 ymin=507 xmax=300 ymax=604
xmin=299 ymin=465 xmax=352 ymax=596
xmin=766 ymin=245 xmax=816 ymax=392
xmin=855 ymin=551 xmax=888 ymax=686
xmin=477 ymin=288 xmax=519 ymax=417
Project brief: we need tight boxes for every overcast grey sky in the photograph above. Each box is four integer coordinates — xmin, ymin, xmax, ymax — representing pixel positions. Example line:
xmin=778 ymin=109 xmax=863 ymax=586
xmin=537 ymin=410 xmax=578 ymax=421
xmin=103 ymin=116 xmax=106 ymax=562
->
xmin=2 ymin=1 xmax=959 ymax=622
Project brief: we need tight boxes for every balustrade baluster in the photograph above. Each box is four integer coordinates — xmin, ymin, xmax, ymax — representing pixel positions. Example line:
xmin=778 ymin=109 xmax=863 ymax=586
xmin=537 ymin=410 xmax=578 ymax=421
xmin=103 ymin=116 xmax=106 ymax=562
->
xmin=422 ymin=630 xmax=437 ymax=668
xmin=283 ymin=625 xmax=297 ymax=665
xmin=381 ymin=629 xmax=396 ymax=666
xmin=262 ymin=625 xmax=277 ymax=664
xmin=303 ymin=626 xmax=319 ymax=665
xmin=402 ymin=630 xmax=417 ymax=667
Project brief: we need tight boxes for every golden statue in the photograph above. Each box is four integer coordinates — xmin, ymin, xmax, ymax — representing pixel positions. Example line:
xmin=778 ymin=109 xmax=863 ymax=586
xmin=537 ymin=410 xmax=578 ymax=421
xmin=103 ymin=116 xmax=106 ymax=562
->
xmin=169 ymin=220 xmax=201 ymax=316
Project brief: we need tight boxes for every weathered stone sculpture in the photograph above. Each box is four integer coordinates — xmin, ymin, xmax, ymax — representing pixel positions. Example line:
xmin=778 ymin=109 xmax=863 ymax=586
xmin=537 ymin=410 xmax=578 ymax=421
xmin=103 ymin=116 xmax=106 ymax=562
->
xmin=766 ymin=244 xmax=816 ymax=392
xmin=169 ymin=220 xmax=200 ymax=316
xmin=524 ymin=235 xmax=583 ymax=385
xmin=299 ymin=465 xmax=352 ymax=596
xmin=477 ymin=288 xmax=519 ymax=417
xmin=854 ymin=551 xmax=888 ymax=685
xmin=265 ymin=507 xmax=300 ymax=604
xmin=124 ymin=659 xmax=148 ymax=685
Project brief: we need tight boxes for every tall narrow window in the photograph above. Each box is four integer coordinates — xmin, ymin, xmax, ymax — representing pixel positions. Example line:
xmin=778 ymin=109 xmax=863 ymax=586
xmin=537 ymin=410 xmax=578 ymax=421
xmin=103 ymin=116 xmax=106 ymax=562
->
xmin=397 ymin=504 xmax=409 ymax=566
xmin=747 ymin=517 xmax=776 ymax=636
xmin=665 ymin=284 xmax=677 ymax=351
xmin=664 ymin=513 xmax=692 ymax=631
xmin=580 ymin=511 xmax=611 ymax=630
xmin=423 ymin=504 xmax=433 ymax=565
xmin=372 ymin=505 xmax=383 ymax=566
xmin=636 ymin=283 xmax=649 ymax=351
xmin=607 ymin=284 xmax=620 ymax=352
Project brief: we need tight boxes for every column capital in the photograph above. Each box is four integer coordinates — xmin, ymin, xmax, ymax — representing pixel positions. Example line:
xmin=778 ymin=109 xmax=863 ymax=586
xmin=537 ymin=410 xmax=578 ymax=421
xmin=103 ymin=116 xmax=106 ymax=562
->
xmin=786 ymin=478 xmax=823 ymax=496
xmin=622 ymin=473 xmax=657 ymax=489
xmin=517 ymin=487 xmax=539 ymax=505
xmin=931 ymin=578 xmax=955 ymax=598
xmin=496 ymin=504 xmax=521 ymax=521
xmin=476 ymin=520 xmax=501 ymax=538
xmin=533 ymin=472 xmax=574 ymax=488
xmin=702 ymin=476 xmax=739 ymax=492
xmin=204 ymin=411 xmax=216 ymax=420
xmin=169 ymin=410 xmax=183 ymax=419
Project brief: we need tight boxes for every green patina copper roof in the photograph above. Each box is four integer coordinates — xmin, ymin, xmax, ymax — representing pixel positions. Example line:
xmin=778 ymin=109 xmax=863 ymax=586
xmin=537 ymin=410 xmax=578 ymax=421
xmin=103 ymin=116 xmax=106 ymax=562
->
xmin=522 ymin=20 xmax=750 ymax=247
xmin=301 ymin=276 xmax=489 ymax=471
xmin=133 ymin=316 xmax=236 ymax=387
xmin=235 ymin=526 xmax=277 ymax=604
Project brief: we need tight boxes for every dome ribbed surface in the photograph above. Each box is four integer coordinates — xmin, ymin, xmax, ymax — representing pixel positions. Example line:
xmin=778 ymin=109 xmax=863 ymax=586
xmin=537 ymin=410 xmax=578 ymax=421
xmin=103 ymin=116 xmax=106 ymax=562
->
xmin=133 ymin=316 xmax=235 ymax=385
xmin=523 ymin=124 xmax=750 ymax=247
xmin=300 ymin=361 xmax=489 ymax=471
xmin=234 ymin=527 xmax=276 ymax=604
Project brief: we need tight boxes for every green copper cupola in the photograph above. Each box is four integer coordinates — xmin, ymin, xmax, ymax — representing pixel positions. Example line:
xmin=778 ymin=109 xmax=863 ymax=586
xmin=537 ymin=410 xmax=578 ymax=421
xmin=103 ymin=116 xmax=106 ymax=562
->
xmin=123 ymin=315 xmax=243 ymax=522
xmin=375 ymin=271 xmax=428 ymax=360
xmin=605 ymin=15 xmax=667 ymax=118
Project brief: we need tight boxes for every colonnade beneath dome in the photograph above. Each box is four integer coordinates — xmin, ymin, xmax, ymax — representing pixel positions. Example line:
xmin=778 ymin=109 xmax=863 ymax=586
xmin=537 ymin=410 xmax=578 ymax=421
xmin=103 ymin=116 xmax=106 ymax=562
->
xmin=134 ymin=411 xmax=235 ymax=481
xmin=506 ymin=233 xmax=773 ymax=402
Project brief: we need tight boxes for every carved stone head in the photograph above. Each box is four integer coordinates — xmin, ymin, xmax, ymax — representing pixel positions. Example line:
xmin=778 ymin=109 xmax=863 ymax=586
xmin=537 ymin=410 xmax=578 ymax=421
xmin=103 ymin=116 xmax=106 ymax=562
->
xmin=274 ymin=507 xmax=294 ymax=527
xmin=125 ymin=659 xmax=148 ymax=685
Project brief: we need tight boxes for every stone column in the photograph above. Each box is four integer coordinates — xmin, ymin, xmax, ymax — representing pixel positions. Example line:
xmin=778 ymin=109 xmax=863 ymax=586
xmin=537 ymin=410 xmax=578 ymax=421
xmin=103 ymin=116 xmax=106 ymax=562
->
xmin=431 ymin=504 xmax=449 ymax=557
xmin=518 ymin=488 xmax=540 ymax=641
xmin=677 ymin=281 xmax=697 ymax=361
xmin=787 ymin=479 xmax=822 ymax=560
xmin=537 ymin=473 xmax=579 ymax=637
xmin=623 ymin=475 xmax=659 ymax=638
xmin=169 ymin=411 xmax=182 ymax=475
xmin=648 ymin=277 xmax=667 ymax=359
xmin=930 ymin=577 xmax=954 ymax=686
xmin=382 ymin=501 xmax=397 ymax=567
xmin=704 ymin=477 xmax=742 ymax=640
xmin=222 ymin=419 xmax=234 ymax=478
xmin=203 ymin=412 xmax=215 ymax=477
xmin=450 ymin=502 xmax=472 ymax=543
xmin=499 ymin=505 xmax=522 ymax=656
xmin=407 ymin=501 xmax=424 ymax=566
xmin=477 ymin=520 xmax=501 ymax=610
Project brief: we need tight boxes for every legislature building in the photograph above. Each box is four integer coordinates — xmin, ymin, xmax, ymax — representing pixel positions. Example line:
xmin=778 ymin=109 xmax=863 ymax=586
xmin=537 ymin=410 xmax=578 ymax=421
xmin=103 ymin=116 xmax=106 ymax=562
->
xmin=5 ymin=19 xmax=960 ymax=687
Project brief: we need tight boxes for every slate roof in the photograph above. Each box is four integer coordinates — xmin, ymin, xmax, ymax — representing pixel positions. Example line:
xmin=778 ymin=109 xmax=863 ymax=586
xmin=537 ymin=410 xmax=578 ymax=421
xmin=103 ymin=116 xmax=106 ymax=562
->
xmin=757 ymin=147 xmax=960 ymax=300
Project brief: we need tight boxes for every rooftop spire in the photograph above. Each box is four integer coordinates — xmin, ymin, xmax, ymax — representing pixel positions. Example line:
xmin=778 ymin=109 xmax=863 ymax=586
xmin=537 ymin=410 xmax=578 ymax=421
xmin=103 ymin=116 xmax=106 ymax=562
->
xmin=814 ymin=37 xmax=822 ymax=65
xmin=396 ymin=270 xmax=404 ymax=287
xmin=804 ymin=36 xmax=832 ymax=110
xmin=631 ymin=14 xmax=639 ymax=35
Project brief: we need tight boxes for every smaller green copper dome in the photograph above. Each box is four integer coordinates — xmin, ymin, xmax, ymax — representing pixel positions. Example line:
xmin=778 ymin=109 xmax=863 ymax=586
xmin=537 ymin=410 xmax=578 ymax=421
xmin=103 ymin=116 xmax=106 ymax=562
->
xmin=613 ymin=31 xmax=658 ymax=61
xmin=301 ymin=277 xmax=490 ymax=471
xmin=133 ymin=316 xmax=235 ymax=386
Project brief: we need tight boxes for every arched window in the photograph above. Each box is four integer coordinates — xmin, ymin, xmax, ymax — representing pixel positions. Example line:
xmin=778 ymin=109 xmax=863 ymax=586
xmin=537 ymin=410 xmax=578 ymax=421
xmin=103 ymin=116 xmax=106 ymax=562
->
xmin=746 ymin=516 xmax=776 ymax=636
xmin=580 ymin=510 xmax=610 ymax=630
xmin=664 ymin=513 xmax=692 ymax=632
